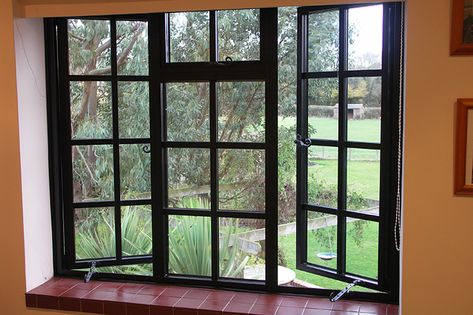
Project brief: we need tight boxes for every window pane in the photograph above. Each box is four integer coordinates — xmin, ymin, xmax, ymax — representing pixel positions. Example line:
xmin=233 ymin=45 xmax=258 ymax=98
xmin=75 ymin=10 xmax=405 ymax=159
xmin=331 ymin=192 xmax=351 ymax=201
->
xmin=169 ymin=12 xmax=210 ymax=62
xmin=346 ymin=220 xmax=378 ymax=279
xmin=167 ymin=148 xmax=211 ymax=209
xmin=168 ymin=215 xmax=212 ymax=277
xmin=308 ymin=78 xmax=338 ymax=140
xmin=308 ymin=146 xmax=338 ymax=208
xmin=118 ymin=81 xmax=149 ymax=138
xmin=348 ymin=5 xmax=383 ymax=70
xmin=307 ymin=212 xmax=337 ymax=270
xmin=117 ymin=21 xmax=148 ymax=75
xmin=218 ymin=149 xmax=265 ymax=212
xmin=75 ymin=207 xmax=115 ymax=260
xmin=308 ymin=10 xmax=339 ymax=72
xmin=218 ymin=9 xmax=260 ymax=61
xmin=219 ymin=218 xmax=265 ymax=280
xmin=68 ymin=19 xmax=111 ymax=75
xmin=347 ymin=77 xmax=381 ymax=143
xmin=72 ymin=145 xmax=114 ymax=202
xmin=166 ymin=82 xmax=210 ymax=142
xmin=346 ymin=148 xmax=380 ymax=214
xmin=217 ymin=81 xmax=265 ymax=143
xmin=120 ymin=144 xmax=151 ymax=200
xmin=121 ymin=205 xmax=152 ymax=257
xmin=70 ymin=81 xmax=112 ymax=139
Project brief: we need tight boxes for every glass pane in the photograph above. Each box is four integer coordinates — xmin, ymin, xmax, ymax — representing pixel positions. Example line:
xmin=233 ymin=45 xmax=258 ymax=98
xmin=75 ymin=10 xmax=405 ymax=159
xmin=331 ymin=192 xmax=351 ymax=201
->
xmin=308 ymin=78 xmax=338 ymax=140
xmin=307 ymin=212 xmax=337 ymax=269
xmin=117 ymin=21 xmax=148 ymax=75
xmin=166 ymin=82 xmax=210 ymax=142
xmin=120 ymin=144 xmax=151 ymax=200
xmin=168 ymin=148 xmax=211 ymax=209
xmin=308 ymin=146 xmax=338 ymax=208
xmin=348 ymin=5 xmax=383 ymax=70
xmin=121 ymin=205 xmax=152 ymax=257
xmin=217 ymin=81 xmax=265 ymax=143
xmin=219 ymin=218 xmax=265 ymax=280
xmin=72 ymin=145 xmax=114 ymax=202
xmin=74 ymin=264 xmax=152 ymax=276
xmin=347 ymin=77 xmax=381 ymax=143
xmin=70 ymin=81 xmax=112 ymax=139
xmin=308 ymin=10 xmax=339 ymax=72
xmin=346 ymin=220 xmax=378 ymax=279
xmin=68 ymin=19 xmax=111 ymax=75
xmin=169 ymin=12 xmax=210 ymax=62
xmin=218 ymin=149 xmax=265 ymax=212
xmin=118 ymin=81 xmax=149 ymax=138
xmin=346 ymin=148 xmax=380 ymax=214
xmin=218 ymin=9 xmax=260 ymax=61
xmin=75 ymin=207 xmax=115 ymax=260
xmin=168 ymin=215 xmax=212 ymax=277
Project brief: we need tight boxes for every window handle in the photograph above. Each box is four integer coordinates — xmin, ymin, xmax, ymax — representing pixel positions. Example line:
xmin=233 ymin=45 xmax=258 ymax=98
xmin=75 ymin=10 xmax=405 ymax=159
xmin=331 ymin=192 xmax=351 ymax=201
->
xmin=294 ymin=134 xmax=312 ymax=147
xmin=210 ymin=56 xmax=234 ymax=66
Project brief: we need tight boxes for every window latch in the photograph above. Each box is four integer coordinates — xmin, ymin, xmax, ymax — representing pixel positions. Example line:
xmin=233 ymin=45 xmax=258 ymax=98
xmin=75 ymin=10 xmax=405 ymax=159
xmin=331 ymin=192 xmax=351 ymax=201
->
xmin=84 ymin=261 xmax=97 ymax=283
xmin=294 ymin=134 xmax=312 ymax=147
xmin=329 ymin=279 xmax=363 ymax=302
xmin=210 ymin=56 xmax=234 ymax=67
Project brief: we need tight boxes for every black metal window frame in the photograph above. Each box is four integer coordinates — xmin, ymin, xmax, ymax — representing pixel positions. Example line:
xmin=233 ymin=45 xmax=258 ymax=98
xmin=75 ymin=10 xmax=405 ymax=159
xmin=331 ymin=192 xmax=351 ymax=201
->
xmin=295 ymin=2 xmax=402 ymax=298
xmin=44 ymin=4 xmax=402 ymax=304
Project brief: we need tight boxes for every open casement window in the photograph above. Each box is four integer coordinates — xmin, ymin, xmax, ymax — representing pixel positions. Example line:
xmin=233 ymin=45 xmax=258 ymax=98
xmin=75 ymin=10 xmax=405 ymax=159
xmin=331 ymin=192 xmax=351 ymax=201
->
xmin=295 ymin=3 xmax=402 ymax=293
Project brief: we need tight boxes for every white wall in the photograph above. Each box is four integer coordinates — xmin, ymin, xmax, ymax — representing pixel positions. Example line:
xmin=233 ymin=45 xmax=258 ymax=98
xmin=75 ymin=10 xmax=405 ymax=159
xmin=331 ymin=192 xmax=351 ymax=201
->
xmin=14 ymin=18 xmax=54 ymax=291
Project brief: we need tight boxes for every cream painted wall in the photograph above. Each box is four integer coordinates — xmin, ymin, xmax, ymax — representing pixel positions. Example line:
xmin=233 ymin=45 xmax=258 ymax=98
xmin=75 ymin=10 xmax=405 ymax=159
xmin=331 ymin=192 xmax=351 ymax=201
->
xmin=1 ymin=0 xmax=473 ymax=314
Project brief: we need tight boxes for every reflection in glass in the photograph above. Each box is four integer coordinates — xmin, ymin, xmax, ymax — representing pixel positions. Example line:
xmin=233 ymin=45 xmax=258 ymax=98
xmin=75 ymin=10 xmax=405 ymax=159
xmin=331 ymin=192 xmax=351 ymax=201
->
xmin=117 ymin=21 xmax=148 ymax=75
xmin=308 ymin=146 xmax=338 ymax=208
xmin=307 ymin=212 xmax=338 ymax=269
xmin=70 ymin=81 xmax=112 ymax=139
xmin=167 ymin=148 xmax=211 ymax=209
xmin=308 ymin=10 xmax=339 ymax=72
xmin=72 ymin=145 xmax=114 ymax=202
xmin=166 ymin=82 xmax=210 ymax=142
xmin=218 ymin=149 xmax=265 ymax=212
xmin=219 ymin=218 xmax=265 ymax=280
xmin=170 ymin=12 xmax=210 ymax=62
xmin=75 ymin=207 xmax=115 ymax=260
xmin=120 ymin=144 xmax=151 ymax=200
xmin=68 ymin=19 xmax=111 ymax=75
xmin=118 ymin=82 xmax=149 ymax=138
xmin=346 ymin=220 xmax=378 ymax=279
xmin=308 ymin=78 xmax=338 ymax=140
xmin=121 ymin=205 xmax=152 ymax=256
xmin=168 ymin=215 xmax=212 ymax=277
xmin=346 ymin=148 xmax=380 ymax=213
xmin=218 ymin=9 xmax=260 ymax=61
xmin=217 ymin=81 xmax=265 ymax=143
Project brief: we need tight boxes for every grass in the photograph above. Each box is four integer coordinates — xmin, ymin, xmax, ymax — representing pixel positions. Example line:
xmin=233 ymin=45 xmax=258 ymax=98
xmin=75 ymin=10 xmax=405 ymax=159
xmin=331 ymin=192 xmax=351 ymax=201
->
xmin=278 ymin=221 xmax=379 ymax=292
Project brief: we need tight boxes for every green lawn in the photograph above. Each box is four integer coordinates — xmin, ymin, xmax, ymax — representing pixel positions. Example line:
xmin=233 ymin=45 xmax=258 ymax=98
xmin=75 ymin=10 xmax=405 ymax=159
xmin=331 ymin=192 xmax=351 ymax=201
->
xmin=278 ymin=221 xmax=379 ymax=292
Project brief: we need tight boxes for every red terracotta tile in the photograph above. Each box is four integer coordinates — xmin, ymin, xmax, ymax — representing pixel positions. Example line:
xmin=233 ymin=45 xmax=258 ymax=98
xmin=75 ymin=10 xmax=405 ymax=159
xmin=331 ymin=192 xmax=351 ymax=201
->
xmin=276 ymin=306 xmax=304 ymax=315
xmin=84 ymin=290 xmax=120 ymax=301
xmin=387 ymin=304 xmax=399 ymax=315
xmin=303 ymin=309 xmax=331 ymax=315
xmin=25 ymin=294 xmax=37 ymax=308
xmin=183 ymin=288 xmax=213 ymax=300
xmin=331 ymin=301 xmax=360 ymax=312
xmin=306 ymin=298 xmax=333 ymax=310
xmin=330 ymin=311 xmax=358 ymax=315
xmin=280 ymin=296 xmax=309 ymax=308
xmin=118 ymin=283 xmax=145 ymax=293
xmin=254 ymin=294 xmax=284 ymax=306
xmin=81 ymin=299 xmax=104 ymax=313
xmin=127 ymin=303 xmax=150 ymax=315
xmin=95 ymin=282 xmax=124 ymax=292
xmin=231 ymin=292 xmax=259 ymax=304
xmin=60 ymin=287 xmax=91 ymax=298
xmin=104 ymin=301 xmax=127 ymax=315
xmin=175 ymin=297 xmax=205 ymax=309
xmin=199 ymin=299 xmax=229 ymax=312
xmin=358 ymin=302 xmax=387 ymax=314
xmin=206 ymin=291 xmax=235 ymax=302
xmin=30 ymin=285 xmax=70 ymax=296
xmin=150 ymin=305 xmax=174 ymax=315
xmin=198 ymin=311 xmax=221 ymax=315
xmin=151 ymin=295 xmax=180 ymax=307
xmin=37 ymin=295 xmax=59 ymax=309
xmin=132 ymin=293 xmax=160 ymax=305
xmin=174 ymin=309 xmax=198 ymax=315
xmin=161 ymin=286 xmax=190 ymax=297
xmin=138 ymin=284 xmax=167 ymax=296
xmin=249 ymin=304 xmax=278 ymax=315
xmin=108 ymin=291 xmax=138 ymax=303
xmin=223 ymin=301 xmax=253 ymax=314
xmin=73 ymin=281 xmax=103 ymax=291
xmin=59 ymin=297 xmax=81 ymax=312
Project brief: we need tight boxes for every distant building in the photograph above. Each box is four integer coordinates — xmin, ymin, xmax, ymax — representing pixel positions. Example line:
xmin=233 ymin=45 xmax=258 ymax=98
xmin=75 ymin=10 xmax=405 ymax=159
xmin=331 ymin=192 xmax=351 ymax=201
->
xmin=333 ymin=103 xmax=364 ymax=119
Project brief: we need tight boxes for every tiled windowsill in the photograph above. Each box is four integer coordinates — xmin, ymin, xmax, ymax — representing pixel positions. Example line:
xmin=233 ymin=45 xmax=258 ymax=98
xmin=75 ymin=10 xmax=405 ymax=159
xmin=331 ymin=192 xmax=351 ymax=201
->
xmin=25 ymin=277 xmax=399 ymax=315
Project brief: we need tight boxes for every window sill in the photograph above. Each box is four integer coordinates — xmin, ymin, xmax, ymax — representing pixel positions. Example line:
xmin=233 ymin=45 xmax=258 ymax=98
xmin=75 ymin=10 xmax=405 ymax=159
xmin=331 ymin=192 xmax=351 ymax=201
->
xmin=25 ymin=277 xmax=398 ymax=315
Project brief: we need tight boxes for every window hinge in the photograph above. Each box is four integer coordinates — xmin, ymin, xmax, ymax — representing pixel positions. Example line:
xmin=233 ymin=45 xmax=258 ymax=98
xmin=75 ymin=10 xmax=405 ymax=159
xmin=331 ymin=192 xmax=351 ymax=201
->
xmin=329 ymin=279 xmax=363 ymax=302
xmin=84 ymin=261 xmax=97 ymax=283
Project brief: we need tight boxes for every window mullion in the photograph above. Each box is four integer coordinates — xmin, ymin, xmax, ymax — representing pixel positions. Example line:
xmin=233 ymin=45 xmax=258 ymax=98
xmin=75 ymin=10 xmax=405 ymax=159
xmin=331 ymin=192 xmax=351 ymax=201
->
xmin=210 ymin=80 xmax=218 ymax=282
